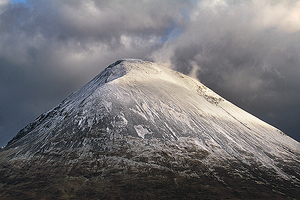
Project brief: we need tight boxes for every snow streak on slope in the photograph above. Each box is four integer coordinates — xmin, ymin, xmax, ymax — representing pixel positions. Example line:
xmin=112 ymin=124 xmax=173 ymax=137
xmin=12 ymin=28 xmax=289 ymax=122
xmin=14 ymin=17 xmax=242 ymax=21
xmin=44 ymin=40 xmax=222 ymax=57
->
xmin=1 ymin=59 xmax=300 ymax=185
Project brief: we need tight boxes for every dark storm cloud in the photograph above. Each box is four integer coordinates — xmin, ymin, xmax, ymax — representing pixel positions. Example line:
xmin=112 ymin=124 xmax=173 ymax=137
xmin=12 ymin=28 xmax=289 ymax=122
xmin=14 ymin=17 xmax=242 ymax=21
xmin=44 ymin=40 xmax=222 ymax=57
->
xmin=1 ymin=0 xmax=300 ymax=146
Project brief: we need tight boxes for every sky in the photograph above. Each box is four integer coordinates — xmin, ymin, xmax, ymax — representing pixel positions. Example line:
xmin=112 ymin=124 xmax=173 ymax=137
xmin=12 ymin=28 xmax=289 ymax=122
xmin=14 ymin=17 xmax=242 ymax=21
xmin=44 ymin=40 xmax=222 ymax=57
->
xmin=0 ymin=0 xmax=300 ymax=147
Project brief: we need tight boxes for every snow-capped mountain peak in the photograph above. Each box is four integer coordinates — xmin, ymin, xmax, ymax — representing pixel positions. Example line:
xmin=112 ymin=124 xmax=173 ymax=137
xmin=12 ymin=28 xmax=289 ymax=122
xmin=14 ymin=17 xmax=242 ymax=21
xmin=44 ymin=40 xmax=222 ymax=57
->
xmin=1 ymin=59 xmax=299 ymax=199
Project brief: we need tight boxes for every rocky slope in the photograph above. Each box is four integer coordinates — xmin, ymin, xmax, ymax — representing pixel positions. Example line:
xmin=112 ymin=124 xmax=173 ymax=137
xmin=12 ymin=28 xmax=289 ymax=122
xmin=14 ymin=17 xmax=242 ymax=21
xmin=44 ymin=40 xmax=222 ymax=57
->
xmin=0 ymin=59 xmax=299 ymax=199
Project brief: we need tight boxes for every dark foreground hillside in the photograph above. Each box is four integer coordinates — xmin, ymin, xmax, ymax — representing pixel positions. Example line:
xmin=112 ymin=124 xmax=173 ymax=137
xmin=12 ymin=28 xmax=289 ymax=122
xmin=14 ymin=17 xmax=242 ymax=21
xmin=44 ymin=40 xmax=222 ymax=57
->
xmin=0 ymin=148 xmax=299 ymax=200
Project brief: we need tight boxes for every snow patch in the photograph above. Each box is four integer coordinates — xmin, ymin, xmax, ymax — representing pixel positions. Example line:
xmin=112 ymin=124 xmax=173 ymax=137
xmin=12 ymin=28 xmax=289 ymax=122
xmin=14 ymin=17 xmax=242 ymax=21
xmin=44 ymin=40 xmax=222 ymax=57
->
xmin=134 ymin=125 xmax=152 ymax=139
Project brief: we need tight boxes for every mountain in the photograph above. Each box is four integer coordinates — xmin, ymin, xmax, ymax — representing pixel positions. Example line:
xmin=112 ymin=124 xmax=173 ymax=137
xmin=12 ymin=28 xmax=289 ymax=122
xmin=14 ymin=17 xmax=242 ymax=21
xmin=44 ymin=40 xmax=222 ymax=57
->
xmin=0 ymin=59 xmax=300 ymax=199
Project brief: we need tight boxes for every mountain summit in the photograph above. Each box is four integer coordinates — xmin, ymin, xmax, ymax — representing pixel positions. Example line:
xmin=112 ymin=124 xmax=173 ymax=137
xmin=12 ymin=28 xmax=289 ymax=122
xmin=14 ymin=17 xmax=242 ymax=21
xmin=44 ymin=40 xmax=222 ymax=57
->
xmin=1 ymin=59 xmax=300 ymax=199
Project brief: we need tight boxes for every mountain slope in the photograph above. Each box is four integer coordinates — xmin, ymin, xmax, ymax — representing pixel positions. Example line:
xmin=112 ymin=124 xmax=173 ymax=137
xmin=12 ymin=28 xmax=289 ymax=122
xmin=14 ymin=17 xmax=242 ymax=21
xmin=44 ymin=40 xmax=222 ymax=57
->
xmin=0 ymin=59 xmax=300 ymax=199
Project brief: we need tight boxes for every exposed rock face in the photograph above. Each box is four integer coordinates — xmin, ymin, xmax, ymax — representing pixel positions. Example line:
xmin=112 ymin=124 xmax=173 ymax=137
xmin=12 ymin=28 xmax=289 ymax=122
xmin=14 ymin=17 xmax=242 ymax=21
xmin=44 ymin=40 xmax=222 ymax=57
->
xmin=0 ymin=59 xmax=300 ymax=199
